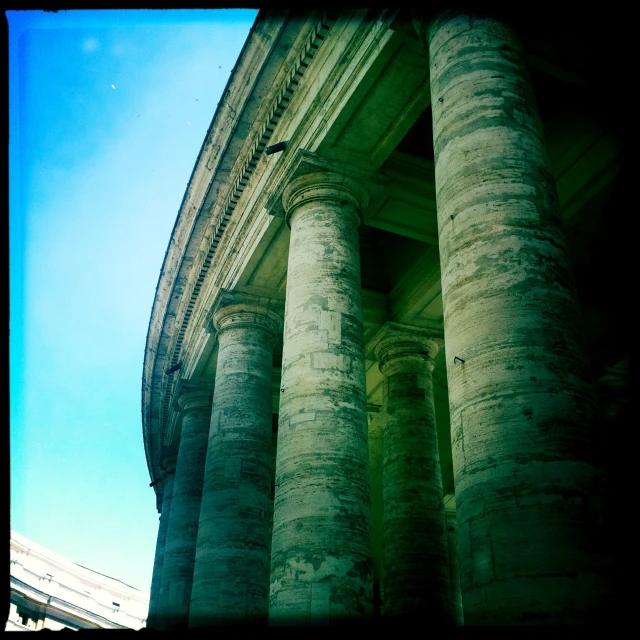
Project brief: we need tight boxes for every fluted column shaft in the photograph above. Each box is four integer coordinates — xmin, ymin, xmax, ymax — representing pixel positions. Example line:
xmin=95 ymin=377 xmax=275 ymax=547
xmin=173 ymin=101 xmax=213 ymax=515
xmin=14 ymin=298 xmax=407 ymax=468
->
xmin=376 ymin=330 xmax=451 ymax=622
xmin=148 ymin=466 xmax=175 ymax=628
xmin=417 ymin=11 xmax=609 ymax=625
xmin=269 ymin=172 xmax=373 ymax=624
xmin=190 ymin=298 xmax=280 ymax=626
xmin=160 ymin=387 xmax=211 ymax=628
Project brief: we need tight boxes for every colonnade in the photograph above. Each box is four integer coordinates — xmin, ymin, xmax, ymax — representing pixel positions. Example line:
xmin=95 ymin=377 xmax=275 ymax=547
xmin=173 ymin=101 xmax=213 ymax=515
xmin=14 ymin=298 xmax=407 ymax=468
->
xmin=147 ymin=11 xmax=609 ymax=627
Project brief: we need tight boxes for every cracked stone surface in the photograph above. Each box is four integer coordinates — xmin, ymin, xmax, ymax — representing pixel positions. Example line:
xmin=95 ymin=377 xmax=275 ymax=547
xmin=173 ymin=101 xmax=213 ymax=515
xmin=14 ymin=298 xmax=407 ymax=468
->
xmin=445 ymin=510 xmax=464 ymax=626
xmin=374 ymin=325 xmax=452 ymax=622
xmin=190 ymin=296 xmax=280 ymax=626
xmin=269 ymin=172 xmax=374 ymax=624
xmin=159 ymin=388 xmax=211 ymax=629
xmin=150 ymin=462 xmax=175 ymax=629
xmin=426 ymin=11 xmax=610 ymax=625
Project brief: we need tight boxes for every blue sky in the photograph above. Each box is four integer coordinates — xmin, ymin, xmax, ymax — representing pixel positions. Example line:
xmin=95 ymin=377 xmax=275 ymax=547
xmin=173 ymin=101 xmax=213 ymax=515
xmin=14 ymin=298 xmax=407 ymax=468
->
xmin=8 ymin=8 xmax=259 ymax=593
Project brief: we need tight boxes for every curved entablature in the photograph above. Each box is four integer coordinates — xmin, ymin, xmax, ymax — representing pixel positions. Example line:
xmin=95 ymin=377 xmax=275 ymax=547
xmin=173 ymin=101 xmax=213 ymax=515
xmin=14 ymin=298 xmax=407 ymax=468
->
xmin=142 ymin=8 xmax=343 ymax=504
xmin=143 ymin=7 xmax=439 ymax=507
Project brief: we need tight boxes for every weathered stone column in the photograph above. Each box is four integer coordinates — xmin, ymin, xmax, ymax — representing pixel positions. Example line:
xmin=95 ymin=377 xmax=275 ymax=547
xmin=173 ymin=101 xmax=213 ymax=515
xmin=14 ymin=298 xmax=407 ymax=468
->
xmin=269 ymin=171 xmax=373 ymax=624
xmin=190 ymin=291 xmax=281 ymax=626
xmin=147 ymin=458 xmax=176 ymax=628
xmin=372 ymin=323 xmax=451 ymax=622
xmin=160 ymin=383 xmax=212 ymax=628
xmin=413 ymin=11 xmax=610 ymax=625
xmin=444 ymin=502 xmax=464 ymax=626
xmin=367 ymin=405 xmax=384 ymax=617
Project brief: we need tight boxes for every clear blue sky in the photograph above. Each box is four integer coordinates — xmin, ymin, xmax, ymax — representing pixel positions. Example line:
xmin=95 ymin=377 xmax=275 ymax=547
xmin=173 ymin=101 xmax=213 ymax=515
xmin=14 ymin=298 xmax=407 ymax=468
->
xmin=8 ymin=8 xmax=259 ymax=593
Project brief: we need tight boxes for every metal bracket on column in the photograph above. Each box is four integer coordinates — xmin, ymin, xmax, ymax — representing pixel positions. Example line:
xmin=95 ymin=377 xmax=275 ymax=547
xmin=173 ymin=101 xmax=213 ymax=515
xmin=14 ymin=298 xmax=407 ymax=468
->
xmin=166 ymin=362 xmax=182 ymax=375
xmin=265 ymin=140 xmax=289 ymax=155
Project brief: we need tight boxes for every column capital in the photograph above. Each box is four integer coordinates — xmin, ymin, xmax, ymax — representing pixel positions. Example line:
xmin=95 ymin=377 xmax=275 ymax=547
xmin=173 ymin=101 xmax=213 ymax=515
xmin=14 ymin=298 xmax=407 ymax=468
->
xmin=368 ymin=321 xmax=442 ymax=376
xmin=210 ymin=288 xmax=282 ymax=343
xmin=282 ymin=171 xmax=369 ymax=229
xmin=174 ymin=379 xmax=213 ymax=414
xmin=265 ymin=149 xmax=383 ymax=224
xmin=161 ymin=454 xmax=178 ymax=475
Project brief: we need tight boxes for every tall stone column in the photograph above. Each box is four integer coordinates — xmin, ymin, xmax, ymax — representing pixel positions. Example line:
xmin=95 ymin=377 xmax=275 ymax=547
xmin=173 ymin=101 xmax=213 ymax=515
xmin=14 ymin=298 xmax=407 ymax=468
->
xmin=372 ymin=323 xmax=452 ymax=622
xmin=190 ymin=291 xmax=281 ymax=626
xmin=269 ymin=171 xmax=373 ymax=624
xmin=444 ymin=504 xmax=464 ymax=626
xmin=413 ymin=11 xmax=610 ymax=625
xmin=147 ymin=457 xmax=176 ymax=628
xmin=160 ymin=383 xmax=212 ymax=628
xmin=367 ymin=405 xmax=384 ymax=617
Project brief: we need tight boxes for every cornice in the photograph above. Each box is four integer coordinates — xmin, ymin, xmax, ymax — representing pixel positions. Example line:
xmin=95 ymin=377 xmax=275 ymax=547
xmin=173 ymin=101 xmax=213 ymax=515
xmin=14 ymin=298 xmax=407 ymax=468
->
xmin=300 ymin=10 xmax=403 ymax=168
xmin=10 ymin=578 xmax=129 ymax=629
xmin=10 ymin=547 xmax=148 ymax=600
xmin=142 ymin=10 xmax=337 ymax=488
xmin=166 ymin=14 xmax=333 ymax=367
xmin=214 ymin=11 xmax=399 ymax=304
xmin=142 ymin=10 xmax=281 ymax=484
xmin=159 ymin=14 xmax=332 ymax=438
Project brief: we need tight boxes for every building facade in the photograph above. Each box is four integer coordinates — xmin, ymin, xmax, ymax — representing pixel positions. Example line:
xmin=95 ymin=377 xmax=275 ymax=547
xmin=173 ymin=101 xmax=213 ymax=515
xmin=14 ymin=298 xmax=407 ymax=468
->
xmin=142 ymin=8 xmax=628 ymax=627
xmin=6 ymin=532 xmax=149 ymax=631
